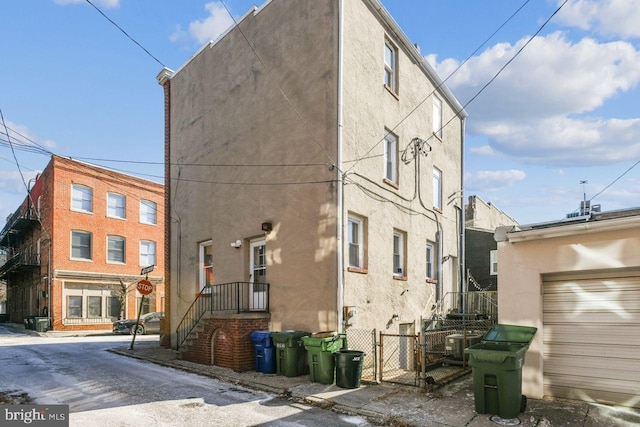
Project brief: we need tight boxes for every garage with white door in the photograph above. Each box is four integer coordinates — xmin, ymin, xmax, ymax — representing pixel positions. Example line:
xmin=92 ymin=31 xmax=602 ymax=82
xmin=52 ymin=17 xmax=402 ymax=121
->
xmin=542 ymin=271 xmax=640 ymax=407
xmin=496 ymin=210 xmax=640 ymax=408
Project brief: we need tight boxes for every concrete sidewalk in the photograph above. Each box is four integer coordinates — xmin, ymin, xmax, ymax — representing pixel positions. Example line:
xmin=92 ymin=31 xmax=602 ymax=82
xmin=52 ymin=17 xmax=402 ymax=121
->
xmin=5 ymin=323 xmax=639 ymax=426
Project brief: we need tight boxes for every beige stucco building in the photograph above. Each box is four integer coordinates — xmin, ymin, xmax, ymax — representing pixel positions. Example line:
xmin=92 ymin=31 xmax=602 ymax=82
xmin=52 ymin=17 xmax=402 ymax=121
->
xmin=158 ymin=0 xmax=466 ymax=362
xmin=496 ymin=209 xmax=640 ymax=408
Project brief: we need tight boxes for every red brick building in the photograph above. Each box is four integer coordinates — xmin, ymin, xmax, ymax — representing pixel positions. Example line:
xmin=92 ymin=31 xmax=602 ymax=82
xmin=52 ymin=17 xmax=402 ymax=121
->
xmin=0 ymin=155 xmax=164 ymax=331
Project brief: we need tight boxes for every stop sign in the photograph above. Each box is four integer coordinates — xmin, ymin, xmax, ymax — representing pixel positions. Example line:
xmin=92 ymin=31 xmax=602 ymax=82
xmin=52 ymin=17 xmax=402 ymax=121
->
xmin=137 ymin=280 xmax=153 ymax=295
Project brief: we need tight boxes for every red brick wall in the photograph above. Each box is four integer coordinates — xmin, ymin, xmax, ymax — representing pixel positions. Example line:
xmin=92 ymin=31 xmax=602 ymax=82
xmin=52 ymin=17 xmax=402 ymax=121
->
xmin=181 ymin=317 xmax=269 ymax=372
xmin=46 ymin=156 xmax=165 ymax=331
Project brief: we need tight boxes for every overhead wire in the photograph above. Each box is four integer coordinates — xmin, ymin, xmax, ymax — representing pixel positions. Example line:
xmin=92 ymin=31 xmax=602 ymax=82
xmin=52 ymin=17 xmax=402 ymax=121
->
xmin=84 ymin=0 xmax=165 ymax=67
xmin=219 ymin=0 xmax=338 ymax=170
xmin=344 ymin=0 xmax=534 ymax=171
xmin=591 ymin=159 xmax=640 ymax=202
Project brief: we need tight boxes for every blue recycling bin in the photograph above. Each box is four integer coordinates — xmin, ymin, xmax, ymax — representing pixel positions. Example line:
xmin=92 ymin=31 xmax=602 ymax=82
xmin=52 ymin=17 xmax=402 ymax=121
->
xmin=250 ymin=331 xmax=276 ymax=374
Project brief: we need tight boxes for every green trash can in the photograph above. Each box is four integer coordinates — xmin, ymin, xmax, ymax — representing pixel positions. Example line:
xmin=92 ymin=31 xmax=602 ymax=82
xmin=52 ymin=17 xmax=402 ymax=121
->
xmin=302 ymin=332 xmax=346 ymax=384
xmin=271 ymin=331 xmax=310 ymax=377
xmin=465 ymin=324 xmax=537 ymax=420
xmin=335 ymin=350 xmax=365 ymax=389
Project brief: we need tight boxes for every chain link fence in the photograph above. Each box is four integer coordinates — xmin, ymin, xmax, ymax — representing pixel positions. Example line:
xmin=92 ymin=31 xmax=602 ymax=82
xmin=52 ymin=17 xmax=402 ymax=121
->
xmin=345 ymin=328 xmax=377 ymax=382
xmin=345 ymin=318 xmax=495 ymax=389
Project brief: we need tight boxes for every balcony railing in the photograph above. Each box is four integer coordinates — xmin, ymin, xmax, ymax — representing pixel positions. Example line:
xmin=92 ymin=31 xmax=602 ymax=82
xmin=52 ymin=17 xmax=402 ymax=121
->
xmin=0 ymin=251 xmax=40 ymax=278
xmin=0 ymin=206 xmax=40 ymax=247
xmin=435 ymin=291 xmax=498 ymax=321
xmin=176 ymin=281 xmax=269 ymax=350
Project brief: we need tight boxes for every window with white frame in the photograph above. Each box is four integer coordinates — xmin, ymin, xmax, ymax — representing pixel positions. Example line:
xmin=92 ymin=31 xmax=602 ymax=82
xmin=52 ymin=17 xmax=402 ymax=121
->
xmin=63 ymin=283 xmax=121 ymax=323
xmin=88 ymin=296 xmax=102 ymax=318
xmin=71 ymin=230 xmax=92 ymax=260
xmin=199 ymin=240 xmax=214 ymax=289
xmin=384 ymin=130 xmax=398 ymax=183
xmin=347 ymin=214 xmax=365 ymax=269
xmin=107 ymin=236 xmax=125 ymax=264
xmin=393 ymin=230 xmax=406 ymax=276
xmin=140 ymin=200 xmax=157 ymax=225
xmin=384 ymin=39 xmax=398 ymax=93
xmin=426 ymin=241 xmax=435 ymax=280
xmin=433 ymin=167 xmax=442 ymax=210
xmin=71 ymin=184 xmax=93 ymax=213
xmin=490 ymin=250 xmax=498 ymax=275
xmin=140 ymin=240 xmax=156 ymax=267
xmin=107 ymin=193 xmax=126 ymax=219
xmin=67 ymin=296 xmax=82 ymax=318
xmin=433 ymin=96 xmax=442 ymax=138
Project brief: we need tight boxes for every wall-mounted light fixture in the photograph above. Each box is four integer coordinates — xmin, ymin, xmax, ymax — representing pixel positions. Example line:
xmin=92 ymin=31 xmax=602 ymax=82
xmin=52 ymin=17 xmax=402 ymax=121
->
xmin=261 ymin=222 xmax=273 ymax=234
xmin=230 ymin=239 xmax=242 ymax=249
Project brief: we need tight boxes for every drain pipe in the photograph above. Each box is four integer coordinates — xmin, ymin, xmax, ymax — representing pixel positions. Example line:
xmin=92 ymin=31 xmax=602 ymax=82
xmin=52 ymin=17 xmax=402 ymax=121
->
xmin=336 ymin=0 xmax=345 ymax=333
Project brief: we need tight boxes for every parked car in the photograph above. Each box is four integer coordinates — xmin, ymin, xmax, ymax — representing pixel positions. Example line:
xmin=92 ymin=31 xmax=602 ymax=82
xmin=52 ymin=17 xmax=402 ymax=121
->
xmin=113 ymin=312 xmax=164 ymax=335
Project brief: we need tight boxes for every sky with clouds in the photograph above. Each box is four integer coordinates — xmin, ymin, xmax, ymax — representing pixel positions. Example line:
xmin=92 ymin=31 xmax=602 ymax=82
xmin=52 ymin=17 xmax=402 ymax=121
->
xmin=1 ymin=0 xmax=639 ymax=226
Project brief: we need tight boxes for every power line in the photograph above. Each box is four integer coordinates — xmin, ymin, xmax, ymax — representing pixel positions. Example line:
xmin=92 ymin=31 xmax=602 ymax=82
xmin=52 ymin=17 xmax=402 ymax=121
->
xmin=591 ymin=159 xmax=640 ymax=202
xmin=345 ymin=0 xmax=534 ymax=172
xmin=70 ymin=156 xmax=330 ymax=168
xmin=84 ymin=0 xmax=165 ymax=67
xmin=219 ymin=1 xmax=338 ymax=170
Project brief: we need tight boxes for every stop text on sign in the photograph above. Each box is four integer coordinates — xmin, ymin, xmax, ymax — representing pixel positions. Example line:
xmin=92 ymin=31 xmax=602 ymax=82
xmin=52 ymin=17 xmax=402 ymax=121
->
xmin=137 ymin=280 xmax=153 ymax=295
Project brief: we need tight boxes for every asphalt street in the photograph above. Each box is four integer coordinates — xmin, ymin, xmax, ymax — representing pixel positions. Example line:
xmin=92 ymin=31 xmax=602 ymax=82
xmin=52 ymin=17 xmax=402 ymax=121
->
xmin=0 ymin=325 xmax=369 ymax=427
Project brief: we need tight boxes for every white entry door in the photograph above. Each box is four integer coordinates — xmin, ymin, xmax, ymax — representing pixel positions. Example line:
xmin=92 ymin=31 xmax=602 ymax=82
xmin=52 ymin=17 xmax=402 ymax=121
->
xmin=249 ymin=239 xmax=267 ymax=310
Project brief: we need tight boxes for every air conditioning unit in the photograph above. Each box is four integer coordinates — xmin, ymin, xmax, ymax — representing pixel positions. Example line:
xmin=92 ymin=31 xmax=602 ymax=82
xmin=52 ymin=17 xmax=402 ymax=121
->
xmin=445 ymin=333 xmax=483 ymax=360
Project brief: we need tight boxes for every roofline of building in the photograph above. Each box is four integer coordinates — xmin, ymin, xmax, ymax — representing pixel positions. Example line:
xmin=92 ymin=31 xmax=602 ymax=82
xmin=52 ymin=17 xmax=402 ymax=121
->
xmin=51 ymin=155 xmax=164 ymax=190
xmin=366 ymin=0 xmax=466 ymax=119
xmin=158 ymin=0 xmax=467 ymax=120
xmin=498 ymin=209 xmax=640 ymax=243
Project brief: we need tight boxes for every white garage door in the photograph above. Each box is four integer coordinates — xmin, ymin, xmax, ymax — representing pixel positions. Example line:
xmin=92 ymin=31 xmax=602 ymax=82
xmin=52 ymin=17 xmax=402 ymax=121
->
xmin=543 ymin=272 xmax=640 ymax=408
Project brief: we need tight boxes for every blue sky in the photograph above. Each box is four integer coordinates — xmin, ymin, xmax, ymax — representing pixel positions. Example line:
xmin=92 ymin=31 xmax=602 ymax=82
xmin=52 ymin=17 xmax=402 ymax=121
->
xmin=1 ymin=0 xmax=639 ymax=226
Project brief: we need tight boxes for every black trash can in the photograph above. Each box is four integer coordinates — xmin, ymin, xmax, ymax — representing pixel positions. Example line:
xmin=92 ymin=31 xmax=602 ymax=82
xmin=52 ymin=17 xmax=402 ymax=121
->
xmin=24 ymin=316 xmax=36 ymax=330
xmin=335 ymin=350 xmax=365 ymax=389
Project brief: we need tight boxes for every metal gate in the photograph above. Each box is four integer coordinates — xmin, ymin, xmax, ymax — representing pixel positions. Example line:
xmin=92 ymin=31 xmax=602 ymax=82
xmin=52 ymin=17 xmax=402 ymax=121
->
xmin=379 ymin=333 xmax=420 ymax=386
xmin=345 ymin=328 xmax=377 ymax=382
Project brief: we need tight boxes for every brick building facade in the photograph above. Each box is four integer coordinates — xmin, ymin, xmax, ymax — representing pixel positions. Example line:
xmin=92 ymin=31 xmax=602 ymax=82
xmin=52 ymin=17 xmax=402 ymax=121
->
xmin=0 ymin=155 xmax=164 ymax=331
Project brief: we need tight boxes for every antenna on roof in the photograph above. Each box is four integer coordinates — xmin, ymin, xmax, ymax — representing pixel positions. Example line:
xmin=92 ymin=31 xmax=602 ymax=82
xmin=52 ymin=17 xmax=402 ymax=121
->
xmin=580 ymin=180 xmax=588 ymax=207
xmin=567 ymin=180 xmax=601 ymax=218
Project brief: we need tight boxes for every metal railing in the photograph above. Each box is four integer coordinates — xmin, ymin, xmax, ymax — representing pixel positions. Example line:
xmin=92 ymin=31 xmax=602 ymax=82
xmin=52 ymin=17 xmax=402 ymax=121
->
xmin=435 ymin=291 xmax=497 ymax=321
xmin=176 ymin=281 xmax=269 ymax=350
xmin=0 ymin=251 xmax=40 ymax=277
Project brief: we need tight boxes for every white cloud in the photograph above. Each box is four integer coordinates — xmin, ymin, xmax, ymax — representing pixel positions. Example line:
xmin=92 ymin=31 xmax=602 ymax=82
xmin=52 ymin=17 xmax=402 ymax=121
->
xmin=477 ymin=116 xmax=640 ymax=166
xmin=178 ymin=2 xmax=235 ymax=45
xmin=0 ymin=169 xmax=38 ymax=194
xmin=54 ymin=0 xmax=119 ymax=8
xmin=556 ymin=0 xmax=640 ymax=39
xmin=465 ymin=170 xmax=526 ymax=192
xmin=469 ymin=145 xmax=497 ymax=156
xmin=429 ymin=31 xmax=640 ymax=167
xmin=3 ymin=120 xmax=57 ymax=151
xmin=439 ymin=32 xmax=640 ymax=121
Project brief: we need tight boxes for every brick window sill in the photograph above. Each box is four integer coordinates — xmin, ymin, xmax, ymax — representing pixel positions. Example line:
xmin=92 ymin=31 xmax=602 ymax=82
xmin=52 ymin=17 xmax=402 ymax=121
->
xmin=393 ymin=275 xmax=408 ymax=281
xmin=383 ymin=178 xmax=399 ymax=190
xmin=347 ymin=267 xmax=368 ymax=274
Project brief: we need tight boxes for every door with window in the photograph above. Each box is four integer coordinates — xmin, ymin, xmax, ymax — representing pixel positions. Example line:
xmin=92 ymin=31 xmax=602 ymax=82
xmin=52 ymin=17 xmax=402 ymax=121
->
xmin=249 ymin=239 xmax=267 ymax=310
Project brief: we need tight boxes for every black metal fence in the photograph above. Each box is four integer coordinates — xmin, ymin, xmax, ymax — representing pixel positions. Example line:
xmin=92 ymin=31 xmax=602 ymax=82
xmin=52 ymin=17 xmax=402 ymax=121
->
xmin=176 ymin=282 xmax=269 ymax=350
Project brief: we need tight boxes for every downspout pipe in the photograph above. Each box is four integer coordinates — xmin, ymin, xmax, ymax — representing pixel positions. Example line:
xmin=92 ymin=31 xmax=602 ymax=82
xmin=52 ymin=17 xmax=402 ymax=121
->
xmin=460 ymin=118 xmax=466 ymax=310
xmin=336 ymin=0 xmax=345 ymax=332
